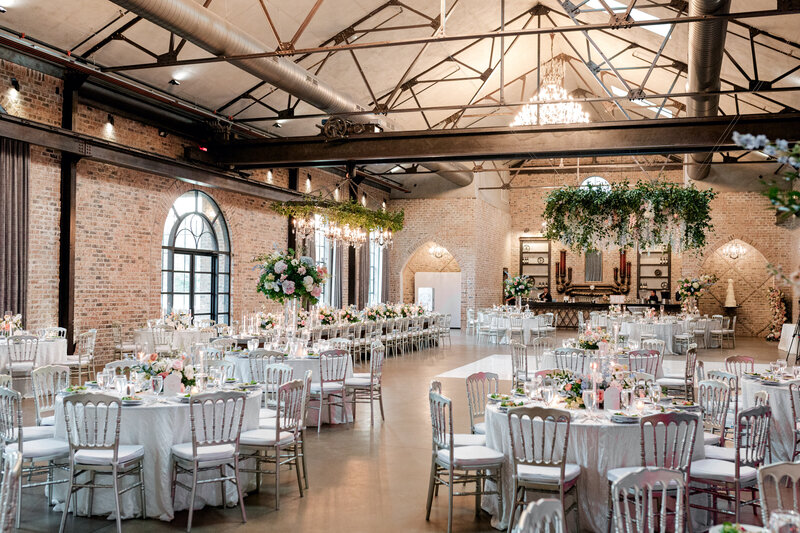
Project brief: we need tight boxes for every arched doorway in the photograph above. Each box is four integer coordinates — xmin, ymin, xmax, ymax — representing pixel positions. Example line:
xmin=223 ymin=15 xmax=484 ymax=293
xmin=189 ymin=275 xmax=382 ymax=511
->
xmin=401 ymin=241 xmax=462 ymax=328
xmin=699 ymin=239 xmax=773 ymax=337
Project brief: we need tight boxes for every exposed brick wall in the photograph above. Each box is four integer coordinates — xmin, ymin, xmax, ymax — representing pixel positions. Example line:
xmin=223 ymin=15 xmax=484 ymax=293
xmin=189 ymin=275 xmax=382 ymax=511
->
xmin=401 ymin=242 xmax=460 ymax=303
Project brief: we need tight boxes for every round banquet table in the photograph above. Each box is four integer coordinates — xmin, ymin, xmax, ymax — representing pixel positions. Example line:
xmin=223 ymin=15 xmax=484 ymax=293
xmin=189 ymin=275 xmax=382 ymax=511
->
xmin=0 ymin=337 xmax=68 ymax=368
xmin=481 ymin=404 xmax=705 ymax=532
xmin=521 ymin=317 xmax=547 ymax=345
xmin=225 ymin=354 xmax=353 ymax=426
xmin=539 ymin=350 xmax=665 ymax=378
xmin=619 ymin=321 xmax=679 ymax=354
xmin=742 ymin=377 xmax=798 ymax=462
xmin=52 ymin=390 xmax=261 ymax=521
xmin=133 ymin=329 xmax=213 ymax=351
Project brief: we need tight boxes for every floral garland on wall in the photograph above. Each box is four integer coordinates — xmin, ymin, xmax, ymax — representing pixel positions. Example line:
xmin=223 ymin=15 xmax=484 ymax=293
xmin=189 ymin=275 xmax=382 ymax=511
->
xmin=766 ymin=287 xmax=787 ymax=341
xmin=542 ymin=181 xmax=716 ymax=253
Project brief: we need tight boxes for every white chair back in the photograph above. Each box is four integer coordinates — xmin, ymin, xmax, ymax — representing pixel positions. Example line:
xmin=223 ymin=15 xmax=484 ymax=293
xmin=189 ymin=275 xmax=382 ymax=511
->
xmin=514 ymin=499 xmax=565 ymax=533
xmin=63 ymin=393 xmax=122 ymax=457
xmin=611 ymin=467 xmax=685 ymax=533
xmin=0 ymin=449 xmax=21 ymax=532
xmin=758 ymin=461 xmax=800 ymax=525
xmin=264 ymin=363 xmax=294 ymax=406
xmin=31 ymin=365 xmax=70 ymax=425
xmin=6 ymin=335 xmax=38 ymax=367
xmin=465 ymin=372 xmax=499 ymax=432
xmin=188 ymin=391 xmax=246 ymax=452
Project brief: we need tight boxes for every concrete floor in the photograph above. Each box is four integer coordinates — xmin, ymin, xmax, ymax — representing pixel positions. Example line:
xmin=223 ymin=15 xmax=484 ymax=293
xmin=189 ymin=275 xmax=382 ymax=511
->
xmin=18 ymin=330 xmax=786 ymax=533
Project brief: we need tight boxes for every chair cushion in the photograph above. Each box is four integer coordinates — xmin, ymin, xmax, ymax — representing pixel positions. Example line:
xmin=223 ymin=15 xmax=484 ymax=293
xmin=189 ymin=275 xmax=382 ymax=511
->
xmin=446 ymin=433 xmax=487 ymax=447
xmin=74 ymin=445 xmax=144 ymax=466
xmin=7 ymin=362 xmax=34 ymax=373
xmin=518 ymin=463 xmax=581 ymax=484
xmin=171 ymin=442 xmax=236 ymax=462
xmin=7 ymin=438 xmax=69 ymax=459
xmin=344 ymin=377 xmax=373 ymax=387
xmin=436 ymin=445 xmax=504 ymax=468
xmin=19 ymin=425 xmax=55 ymax=441
xmin=259 ymin=408 xmax=276 ymax=419
xmin=309 ymin=383 xmax=345 ymax=394
xmin=40 ymin=415 xmax=55 ymax=426
xmin=656 ymin=377 xmax=686 ymax=387
xmin=703 ymin=432 xmax=721 ymax=446
xmin=704 ymin=445 xmax=736 ymax=462
xmin=240 ymin=428 xmax=296 ymax=447
xmin=64 ymin=356 xmax=89 ymax=366
xmin=691 ymin=458 xmax=756 ymax=483
xmin=352 ymin=372 xmax=370 ymax=379
xmin=473 ymin=422 xmax=486 ymax=435
xmin=259 ymin=418 xmax=277 ymax=429
xmin=607 ymin=466 xmax=643 ymax=483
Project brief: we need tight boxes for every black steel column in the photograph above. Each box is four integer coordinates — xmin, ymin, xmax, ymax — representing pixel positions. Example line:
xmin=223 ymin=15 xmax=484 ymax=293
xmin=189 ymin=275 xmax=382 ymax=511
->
xmin=287 ymin=168 xmax=298 ymax=251
xmin=346 ymin=163 xmax=361 ymax=307
xmin=58 ymin=73 xmax=84 ymax=350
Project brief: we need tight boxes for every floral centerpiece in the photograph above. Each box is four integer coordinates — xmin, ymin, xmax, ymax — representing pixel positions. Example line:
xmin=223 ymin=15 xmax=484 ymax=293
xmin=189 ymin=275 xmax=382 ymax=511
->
xmin=504 ymin=275 xmax=535 ymax=300
xmin=677 ymin=274 xmax=718 ymax=313
xmin=0 ymin=313 xmax=22 ymax=336
xmin=136 ymin=354 xmax=195 ymax=388
xmin=340 ymin=306 xmax=361 ymax=323
xmin=255 ymin=310 xmax=278 ymax=330
xmin=766 ymin=287 xmax=787 ymax=342
xmin=164 ymin=309 xmax=192 ymax=330
xmin=318 ymin=306 xmax=338 ymax=326
xmin=546 ymin=369 xmax=587 ymax=409
xmin=364 ymin=306 xmax=382 ymax=321
xmin=382 ymin=304 xmax=399 ymax=319
xmin=578 ymin=328 xmax=609 ymax=350
xmin=254 ymin=249 xmax=327 ymax=305
xmin=399 ymin=303 xmax=425 ymax=317
xmin=608 ymin=304 xmax=622 ymax=315
xmin=607 ymin=364 xmax=636 ymax=390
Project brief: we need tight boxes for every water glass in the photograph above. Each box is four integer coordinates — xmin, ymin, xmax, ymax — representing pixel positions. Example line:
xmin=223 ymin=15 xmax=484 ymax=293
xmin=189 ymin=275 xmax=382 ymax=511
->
xmin=620 ymin=389 xmax=633 ymax=412
xmin=96 ymin=372 xmax=105 ymax=390
xmin=649 ymin=384 xmax=662 ymax=404
xmin=103 ymin=369 xmax=114 ymax=391
xmin=542 ymin=386 xmax=555 ymax=406
xmin=769 ymin=510 xmax=800 ymax=532
xmin=778 ymin=359 xmax=788 ymax=374
xmin=152 ymin=375 xmax=164 ymax=395
xmin=247 ymin=338 xmax=259 ymax=352
xmin=582 ymin=390 xmax=596 ymax=413
xmin=113 ymin=376 xmax=127 ymax=396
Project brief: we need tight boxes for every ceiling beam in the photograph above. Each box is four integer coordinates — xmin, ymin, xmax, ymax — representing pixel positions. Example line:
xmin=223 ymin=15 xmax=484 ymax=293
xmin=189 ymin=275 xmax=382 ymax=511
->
xmin=196 ymin=113 xmax=800 ymax=167
xmin=0 ymin=113 xmax=299 ymax=201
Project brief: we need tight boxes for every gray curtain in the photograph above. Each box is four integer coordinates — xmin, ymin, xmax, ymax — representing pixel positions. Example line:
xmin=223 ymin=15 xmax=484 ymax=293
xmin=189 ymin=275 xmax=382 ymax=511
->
xmin=381 ymin=246 xmax=390 ymax=303
xmin=585 ymin=251 xmax=603 ymax=282
xmin=332 ymin=243 xmax=343 ymax=308
xmin=357 ymin=243 xmax=369 ymax=308
xmin=0 ymin=138 xmax=29 ymax=319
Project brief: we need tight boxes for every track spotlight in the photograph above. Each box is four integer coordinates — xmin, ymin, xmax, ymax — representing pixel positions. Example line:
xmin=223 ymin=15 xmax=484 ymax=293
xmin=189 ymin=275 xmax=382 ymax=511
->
xmin=158 ymin=128 xmax=168 ymax=138
xmin=107 ymin=113 xmax=114 ymax=126
xmin=0 ymin=7 xmax=7 ymax=14
xmin=168 ymin=78 xmax=180 ymax=86
xmin=10 ymin=77 xmax=19 ymax=91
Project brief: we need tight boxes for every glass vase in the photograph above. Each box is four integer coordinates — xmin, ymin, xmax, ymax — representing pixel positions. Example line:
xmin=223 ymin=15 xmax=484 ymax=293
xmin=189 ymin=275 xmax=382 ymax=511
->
xmin=284 ymin=298 xmax=299 ymax=340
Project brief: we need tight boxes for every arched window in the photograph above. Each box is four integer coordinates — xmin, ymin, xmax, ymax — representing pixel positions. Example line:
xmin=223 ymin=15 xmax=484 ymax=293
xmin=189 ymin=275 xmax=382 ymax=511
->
xmin=161 ymin=190 xmax=231 ymax=324
xmin=580 ymin=175 xmax=611 ymax=190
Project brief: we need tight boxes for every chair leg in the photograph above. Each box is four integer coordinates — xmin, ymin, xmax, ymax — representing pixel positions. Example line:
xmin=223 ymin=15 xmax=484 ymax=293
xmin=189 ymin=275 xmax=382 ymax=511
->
xmin=139 ymin=460 xmax=147 ymax=519
xmin=379 ymin=390 xmax=385 ymax=421
xmin=274 ymin=445 xmax=281 ymax=510
xmin=425 ymin=456 xmax=436 ymax=520
xmin=447 ymin=467 xmax=454 ymax=533
xmin=218 ymin=464 xmax=226 ymax=506
xmin=233 ymin=458 xmax=247 ymax=524
xmin=58 ymin=466 xmax=75 ymax=533
xmin=300 ymin=433 xmax=309 ymax=489
xmin=606 ymin=481 xmax=614 ymax=533
xmin=112 ymin=466 xmax=122 ymax=533
xmin=88 ymin=469 xmax=96 ymax=517
xmin=187 ymin=464 xmax=198 ymax=532
xmin=294 ymin=445 xmax=304 ymax=497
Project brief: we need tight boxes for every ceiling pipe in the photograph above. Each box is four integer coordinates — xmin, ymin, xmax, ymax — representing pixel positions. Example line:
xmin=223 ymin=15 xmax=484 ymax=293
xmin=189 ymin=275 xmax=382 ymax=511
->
xmin=108 ymin=0 xmax=473 ymax=186
xmin=684 ymin=0 xmax=731 ymax=181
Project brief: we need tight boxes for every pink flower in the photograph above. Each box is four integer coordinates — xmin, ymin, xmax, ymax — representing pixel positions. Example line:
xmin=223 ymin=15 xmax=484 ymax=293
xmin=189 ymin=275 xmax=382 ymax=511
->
xmin=283 ymin=280 xmax=296 ymax=295
xmin=172 ymin=359 xmax=183 ymax=371
xmin=149 ymin=353 xmax=158 ymax=362
xmin=274 ymin=260 xmax=287 ymax=274
xmin=565 ymin=384 xmax=572 ymax=391
xmin=318 ymin=266 xmax=328 ymax=277
xmin=311 ymin=285 xmax=322 ymax=298
xmin=298 ymin=266 xmax=306 ymax=275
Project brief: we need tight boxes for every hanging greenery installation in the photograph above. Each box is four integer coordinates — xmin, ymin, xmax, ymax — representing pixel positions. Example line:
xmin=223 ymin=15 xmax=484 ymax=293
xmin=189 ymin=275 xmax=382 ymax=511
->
xmin=542 ymin=181 xmax=717 ymax=253
xmin=271 ymin=199 xmax=404 ymax=234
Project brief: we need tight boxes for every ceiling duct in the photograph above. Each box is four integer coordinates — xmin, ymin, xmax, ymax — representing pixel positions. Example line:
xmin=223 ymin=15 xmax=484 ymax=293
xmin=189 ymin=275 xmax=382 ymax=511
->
xmin=684 ymin=0 xmax=731 ymax=181
xmin=108 ymin=0 xmax=473 ymax=186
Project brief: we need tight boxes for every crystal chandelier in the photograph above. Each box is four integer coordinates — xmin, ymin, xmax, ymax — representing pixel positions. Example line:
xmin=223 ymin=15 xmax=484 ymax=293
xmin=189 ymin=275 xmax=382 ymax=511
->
xmin=721 ymin=241 xmax=747 ymax=260
xmin=292 ymin=215 xmax=391 ymax=250
xmin=510 ymin=35 xmax=590 ymax=127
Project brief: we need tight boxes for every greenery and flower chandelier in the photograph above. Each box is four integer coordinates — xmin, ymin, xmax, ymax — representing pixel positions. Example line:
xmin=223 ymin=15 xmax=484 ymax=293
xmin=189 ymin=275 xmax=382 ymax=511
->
xmin=272 ymin=198 xmax=403 ymax=249
xmin=510 ymin=35 xmax=590 ymax=127
xmin=542 ymin=181 xmax=716 ymax=253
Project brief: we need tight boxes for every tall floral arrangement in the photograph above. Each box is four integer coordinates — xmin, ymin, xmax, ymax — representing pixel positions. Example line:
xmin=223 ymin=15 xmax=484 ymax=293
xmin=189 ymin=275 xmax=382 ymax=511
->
xmin=676 ymin=274 xmax=718 ymax=313
xmin=254 ymin=249 xmax=328 ymax=305
xmin=340 ymin=306 xmax=361 ymax=323
xmin=504 ymin=275 xmax=536 ymax=299
xmin=546 ymin=369 xmax=587 ymax=409
xmin=578 ymin=328 xmax=609 ymax=350
xmin=164 ymin=309 xmax=192 ymax=330
xmin=0 ymin=313 xmax=22 ymax=335
xmin=766 ymin=287 xmax=787 ymax=342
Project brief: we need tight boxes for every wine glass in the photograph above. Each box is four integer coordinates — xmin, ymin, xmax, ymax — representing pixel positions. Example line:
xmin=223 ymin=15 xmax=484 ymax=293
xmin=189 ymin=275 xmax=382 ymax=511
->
xmin=152 ymin=375 xmax=164 ymax=396
xmin=542 ymin=386 xmax=555 ymax=406
xmin=649 ymin=384 xmax=662 ymax=404
xmin=247 ymin=338 xmax=259 ymax=352
xmin=582 ymin=390 xmax=596 ymax=417
xmin=96 ymin=372 xmax=105 ymax=390
xmin=103 ymin=369 xmax=114 ymax=391
xmin=620 ymin=389 xmax=633 ymax=413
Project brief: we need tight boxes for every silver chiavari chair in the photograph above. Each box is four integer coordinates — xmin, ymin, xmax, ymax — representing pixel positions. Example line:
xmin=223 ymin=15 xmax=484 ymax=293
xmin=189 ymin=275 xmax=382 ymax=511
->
xmin=309 ymin=350 xmax=349 ymax=434
xmin=65 ymin=329 xmax=96 ymax=383
xmin=514 ymin=499 xmax=565 ymax=533
xmin=507 ymin=407 xmax=580 ymax=532
xmin=511 ymin=341 xmax=529 ymax=389
xmin=697 ymin=379 xmax=731 ymax=447
xmin=656 ymin=344 xmax=698 ymax=401
xmin=465 ymin=371 xmax=499 ymax=435
xmin=553 ymin=348 xmax=586 ymax=375
xmin=263 ymin=363 xmax=294 ymax=409
xmin=59 ymin=393 xmax=146 ymax=533
xmin=5 ymin=335 xmax=38 ymax=390
xmin=31 ymin=365 xmax=69 ymax=429
xmin=170 ymin=390 xmax=247 ymax=531
xmin=627 ymin=350 xmax=661 ymax=377
xmin=425 ymin=390 xmax=503 ymax=533
xmin=611 ymin=468 xmax=686 ymax=533
xmin=238 ymin=379 xmax=305 ymax=509
xmin=0 ymin=449 xmax=22 ymax=533
xmin=530 ymin=337 xmax=554 ymax=370
xmin=346 ymin=342 xmax=385 ymax=425
xmin=758 ymin=461 xmax=800 ymax=525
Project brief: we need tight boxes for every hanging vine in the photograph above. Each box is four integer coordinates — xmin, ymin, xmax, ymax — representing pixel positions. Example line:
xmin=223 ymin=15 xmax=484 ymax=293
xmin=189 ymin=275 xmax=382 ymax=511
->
xmin=271 ymin=199 xmax=404 ymax=233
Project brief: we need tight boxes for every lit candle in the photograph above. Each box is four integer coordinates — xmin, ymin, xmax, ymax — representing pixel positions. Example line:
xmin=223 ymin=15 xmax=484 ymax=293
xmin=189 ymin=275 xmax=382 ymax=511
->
xmin=636 ymin=400 xmax=645 ymax=413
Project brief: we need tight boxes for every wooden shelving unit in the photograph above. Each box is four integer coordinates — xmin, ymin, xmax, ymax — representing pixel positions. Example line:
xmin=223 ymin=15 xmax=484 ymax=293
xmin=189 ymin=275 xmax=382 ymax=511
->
xmin=637 ymin=245 xmax=671 ymax=299
xmin=519 ymin=237 xmax=551 ymax=292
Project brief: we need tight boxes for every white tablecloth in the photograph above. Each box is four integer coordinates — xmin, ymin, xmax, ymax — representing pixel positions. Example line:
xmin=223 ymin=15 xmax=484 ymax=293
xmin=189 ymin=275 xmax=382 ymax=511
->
xmin=742 ymin=378 xmax=797 ymax=462
xmin=539 ymin=351 xmax=665 ymax=378
xmin=133 ymin=329 xmax=212 ymax=351
xmin=482 ymin=404 xmax=704 ymax=531
xmin=521 ymin=317 xmax=547 ymax=345
xmin=779 ymin=323 xmax=797 ymax=355
xmin=52 ymin=391 xmax=261 ymax=521
xmin=0 ymin=337 xmax=68 ymax=369
xmin=619 ymin=322 xmax=678 ymax=355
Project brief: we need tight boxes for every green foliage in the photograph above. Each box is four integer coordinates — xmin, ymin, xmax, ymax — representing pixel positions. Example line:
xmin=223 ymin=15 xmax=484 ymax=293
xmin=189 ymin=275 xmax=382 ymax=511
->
xmin=271 ymin=199 xmax=404 ymax=233
xmin=542 ymin=181 xmax=716 ymax=253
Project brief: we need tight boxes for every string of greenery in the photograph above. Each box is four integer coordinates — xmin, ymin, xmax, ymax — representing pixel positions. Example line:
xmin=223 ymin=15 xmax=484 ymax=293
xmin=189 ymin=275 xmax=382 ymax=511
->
xmin=271 ymin=199 xmax=404 ymax=233
xmin=542 ymin=181 xmax=717 ymax=253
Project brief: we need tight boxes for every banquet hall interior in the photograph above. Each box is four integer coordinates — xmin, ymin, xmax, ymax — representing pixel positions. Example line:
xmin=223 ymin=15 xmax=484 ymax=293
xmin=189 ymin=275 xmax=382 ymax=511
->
xmin=0 ymin=0 xmax=799 ymax=532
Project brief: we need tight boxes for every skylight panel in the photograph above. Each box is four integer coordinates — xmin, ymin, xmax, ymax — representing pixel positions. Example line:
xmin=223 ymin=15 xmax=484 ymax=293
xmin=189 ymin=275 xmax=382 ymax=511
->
xmin=585 ymin=0 xmax=671 ymax=36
